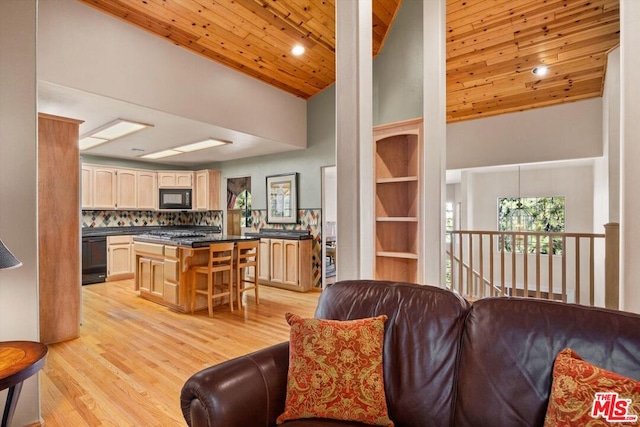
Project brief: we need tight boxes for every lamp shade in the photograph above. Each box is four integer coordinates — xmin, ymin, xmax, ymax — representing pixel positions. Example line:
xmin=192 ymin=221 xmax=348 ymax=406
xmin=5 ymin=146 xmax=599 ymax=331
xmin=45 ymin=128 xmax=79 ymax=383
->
xmin=0 ymin=239 xmax=22 ymax=270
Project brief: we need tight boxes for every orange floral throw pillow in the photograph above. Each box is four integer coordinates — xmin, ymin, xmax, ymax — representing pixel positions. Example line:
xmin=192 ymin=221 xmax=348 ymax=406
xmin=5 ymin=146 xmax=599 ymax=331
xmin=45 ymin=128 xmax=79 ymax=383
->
xmin=276 ymin=312 xmax=393 ymax=426
xmin=544 ymin=348 xmax=640 ymax=426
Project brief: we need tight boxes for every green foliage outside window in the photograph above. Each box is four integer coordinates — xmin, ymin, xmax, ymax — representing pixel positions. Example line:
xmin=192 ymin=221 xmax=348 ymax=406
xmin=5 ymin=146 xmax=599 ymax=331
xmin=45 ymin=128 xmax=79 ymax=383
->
xmin=498 ymin=196 xmax=565 ymax=255
xmin=234 ymin=190 xmax=252 ymax=227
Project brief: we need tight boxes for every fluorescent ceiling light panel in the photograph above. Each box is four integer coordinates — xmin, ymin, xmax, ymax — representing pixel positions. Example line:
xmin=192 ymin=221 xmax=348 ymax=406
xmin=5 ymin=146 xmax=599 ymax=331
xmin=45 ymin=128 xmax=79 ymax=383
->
xmin=141 ymin=149 xmax=183 ymax=159
xmin=79 ymin=136 xmax=108 ymax=150
xmin=174 ymin=138 xmax=230 ymax=152
xmin=140 ymin=138 xmax=232 ymax=160
xmin=91 ymin=119 xmax=152 ymax=140
xmin=79 ymin=119 xmax=153 ymax=151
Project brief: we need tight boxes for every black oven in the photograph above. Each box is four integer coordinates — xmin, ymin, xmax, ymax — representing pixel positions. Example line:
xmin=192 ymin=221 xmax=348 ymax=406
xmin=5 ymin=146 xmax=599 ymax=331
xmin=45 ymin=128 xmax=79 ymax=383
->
xmin=82 ymin=236 xmax=106 ymax=285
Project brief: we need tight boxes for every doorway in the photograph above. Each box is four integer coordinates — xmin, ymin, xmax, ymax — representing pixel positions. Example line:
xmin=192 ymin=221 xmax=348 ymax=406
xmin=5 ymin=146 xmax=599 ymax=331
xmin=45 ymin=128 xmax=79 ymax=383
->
xmin=321 ymin=166 xmax=337 ymax=288
xmin=226 ymin=176 xmax=252 ymax=235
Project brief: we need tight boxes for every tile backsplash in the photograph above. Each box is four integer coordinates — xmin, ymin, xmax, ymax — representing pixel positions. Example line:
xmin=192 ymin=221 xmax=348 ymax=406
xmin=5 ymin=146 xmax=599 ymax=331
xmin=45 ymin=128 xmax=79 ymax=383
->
xmin=81 ymin=210 xmax=223 ymax=228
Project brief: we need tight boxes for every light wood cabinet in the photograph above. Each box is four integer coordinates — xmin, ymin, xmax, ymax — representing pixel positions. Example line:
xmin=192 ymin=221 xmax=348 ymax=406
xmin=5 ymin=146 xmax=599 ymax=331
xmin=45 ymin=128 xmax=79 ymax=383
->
xmin=83 ymin=164 xmax=159 ymax=210
xmin=258 ymin=238 xmax=312 ymax=292
xmin=373 ymin=118 xmax=423 ymax=283
xmin=107 ymin=235 xmax=134 ymax=280
xmin=136 ymin=170 xmax=157 ymax=210
xmin=116 ymin=169 xmax=137 ymax=209
xmin=82 ymin=165 xmax=220 ymax=212
xmin=81 ymin=164 xmax=93 ymax=208
xmin=138 ymin=257 xmax=164 ymax=298
xmin=194 ymin=169 xmax=220 ymax=210
xmin=135 ymin=242 xmax=165 ymax=295
xmin=163 ymin=248 xmax=180 ymax=305
xmin=158 ymin=171 xmax=193 ymax=188
xmin=92 ymin=166 xmax=118 ymax=209
xmin=38 ymin=113 xmax=83 ymax=345
xmin=134 ymin=242 xmax=190 ymax=309
xmin=258 ymin=239 xmax=270 ymax=281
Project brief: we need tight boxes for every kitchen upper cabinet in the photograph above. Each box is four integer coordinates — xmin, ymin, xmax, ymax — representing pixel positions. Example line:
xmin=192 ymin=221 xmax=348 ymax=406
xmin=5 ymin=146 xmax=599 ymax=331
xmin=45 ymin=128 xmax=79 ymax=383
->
xmin=158 ymin=171 xmax=193 ymax=188
xmin=116 ymin=169 xmax=137 ymax=209
xmin=194 ymin=169 xmax=220 ymax=210
xmin=136 ymin=170 xmax=157 ymax=210
xmin=92 ymin=166 xmax=118 ymax=209
xmin=81 ymin=164 xmax=93 ymax=208
xmin=82 ymin=164 xmax=158 ymax=210
xmin=81 ymin=164 xmax=117 ymax=209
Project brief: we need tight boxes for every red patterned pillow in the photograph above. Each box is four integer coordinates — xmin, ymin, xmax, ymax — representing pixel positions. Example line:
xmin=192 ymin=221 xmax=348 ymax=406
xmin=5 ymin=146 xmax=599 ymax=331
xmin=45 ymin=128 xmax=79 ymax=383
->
xmin=276 ymin=312 xmax=393 ymax=426
xmin=544 ymin=348 xmax=640 ymax=426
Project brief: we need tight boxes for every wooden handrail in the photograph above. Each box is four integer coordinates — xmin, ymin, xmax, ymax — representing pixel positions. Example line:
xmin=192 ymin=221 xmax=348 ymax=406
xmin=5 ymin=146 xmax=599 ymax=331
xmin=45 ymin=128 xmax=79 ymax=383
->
xmin=446 ymin=228 xmax=616 ymax=308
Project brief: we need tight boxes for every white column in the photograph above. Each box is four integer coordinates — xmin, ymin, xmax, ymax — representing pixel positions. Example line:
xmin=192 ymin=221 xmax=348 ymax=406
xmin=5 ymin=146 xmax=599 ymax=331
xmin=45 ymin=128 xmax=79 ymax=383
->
xmin=422 ymin=0 xmax=448 ymax=286
xmin=0 ymin=0 xmax=41 ymax=424
xmin=620 ymin=0 xmax=640 ymax=313
xmin=335 ymin=0 xmax=374 ymax=280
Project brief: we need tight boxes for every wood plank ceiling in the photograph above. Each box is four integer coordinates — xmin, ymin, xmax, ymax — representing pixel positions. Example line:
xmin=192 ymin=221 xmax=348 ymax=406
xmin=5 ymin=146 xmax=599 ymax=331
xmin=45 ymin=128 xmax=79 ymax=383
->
xmin=78 ymin=0 xmax=619 ymax=123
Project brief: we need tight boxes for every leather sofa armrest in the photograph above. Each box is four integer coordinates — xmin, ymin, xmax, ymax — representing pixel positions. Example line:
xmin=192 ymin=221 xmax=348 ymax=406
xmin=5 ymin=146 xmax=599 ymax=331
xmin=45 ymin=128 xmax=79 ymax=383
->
xmin=180 ymin=341 xmax=290 ymax=427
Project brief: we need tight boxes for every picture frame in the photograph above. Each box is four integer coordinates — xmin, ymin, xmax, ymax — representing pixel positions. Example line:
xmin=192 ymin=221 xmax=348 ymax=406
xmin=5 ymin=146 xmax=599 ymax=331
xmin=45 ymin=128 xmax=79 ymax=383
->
xmin=266 ymin=173 xmax=298 ymax=224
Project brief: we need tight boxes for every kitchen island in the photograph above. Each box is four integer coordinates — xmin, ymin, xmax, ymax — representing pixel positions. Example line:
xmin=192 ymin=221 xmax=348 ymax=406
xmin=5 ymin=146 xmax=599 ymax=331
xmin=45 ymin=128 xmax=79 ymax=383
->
xmin=132 ymin=230 xmax=259 ymax=313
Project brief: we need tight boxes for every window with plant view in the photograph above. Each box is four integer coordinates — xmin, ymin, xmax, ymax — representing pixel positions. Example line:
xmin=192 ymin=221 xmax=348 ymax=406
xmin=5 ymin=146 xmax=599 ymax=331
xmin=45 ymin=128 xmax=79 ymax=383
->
xmin=497 ymin=196 xmax=565 ymax=255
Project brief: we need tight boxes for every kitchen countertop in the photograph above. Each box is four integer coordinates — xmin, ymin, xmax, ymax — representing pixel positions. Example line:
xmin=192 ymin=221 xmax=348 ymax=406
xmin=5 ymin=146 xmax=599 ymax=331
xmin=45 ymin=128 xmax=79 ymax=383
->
xmin=244 ymin=229 xmax=313 ymax=240
xmin=133 ymin=233 xmax=258 ymax=248
xmin=82 ymin=226 xmax=220 ymax=238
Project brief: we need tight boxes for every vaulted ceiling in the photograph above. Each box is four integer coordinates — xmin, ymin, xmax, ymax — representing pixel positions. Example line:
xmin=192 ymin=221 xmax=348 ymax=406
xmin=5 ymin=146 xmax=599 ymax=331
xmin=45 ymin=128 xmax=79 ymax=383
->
xmin=78 ymin=0 xmax=619 ymax=123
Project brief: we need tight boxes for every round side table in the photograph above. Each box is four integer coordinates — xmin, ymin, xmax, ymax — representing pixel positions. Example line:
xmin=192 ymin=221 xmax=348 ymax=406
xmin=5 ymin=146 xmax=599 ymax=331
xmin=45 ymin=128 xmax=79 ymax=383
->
xmin=0 ymin=341 xmax=48 ymax=427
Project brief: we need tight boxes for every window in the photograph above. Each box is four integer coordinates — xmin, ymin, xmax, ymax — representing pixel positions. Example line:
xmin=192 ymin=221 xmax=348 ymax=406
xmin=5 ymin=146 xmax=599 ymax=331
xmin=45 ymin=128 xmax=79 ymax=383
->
xmin=497 ymin=196 xmax=565 ymax=254
xmin=233 ymin=189 xmax=252 ymax=227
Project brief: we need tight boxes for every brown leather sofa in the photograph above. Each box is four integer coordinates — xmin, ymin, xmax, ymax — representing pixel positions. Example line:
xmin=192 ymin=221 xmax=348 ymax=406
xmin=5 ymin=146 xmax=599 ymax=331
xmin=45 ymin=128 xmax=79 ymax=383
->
xmin=180 ymin=280 xmax=640 ymax=427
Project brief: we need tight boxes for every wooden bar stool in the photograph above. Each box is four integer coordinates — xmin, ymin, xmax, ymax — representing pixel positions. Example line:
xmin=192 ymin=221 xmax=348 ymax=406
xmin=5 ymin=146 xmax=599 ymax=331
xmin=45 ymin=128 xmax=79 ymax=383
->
xmin=191 ymin=242 xmax=235 ymax=316
xmin=235 ymin=240 xmax=259 ymax=310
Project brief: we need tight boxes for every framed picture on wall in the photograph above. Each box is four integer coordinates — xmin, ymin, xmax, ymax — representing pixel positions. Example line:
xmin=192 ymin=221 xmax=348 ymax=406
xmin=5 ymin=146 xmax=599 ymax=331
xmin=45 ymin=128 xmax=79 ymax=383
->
xmin=266 ymin=173 xmax=298 ymax=224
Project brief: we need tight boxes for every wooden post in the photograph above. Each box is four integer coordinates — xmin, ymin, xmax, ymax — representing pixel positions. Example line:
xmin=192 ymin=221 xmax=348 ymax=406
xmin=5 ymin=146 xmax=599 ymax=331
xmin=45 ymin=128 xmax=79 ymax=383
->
xmin=604 ymin=223 xmax=620 ymax=310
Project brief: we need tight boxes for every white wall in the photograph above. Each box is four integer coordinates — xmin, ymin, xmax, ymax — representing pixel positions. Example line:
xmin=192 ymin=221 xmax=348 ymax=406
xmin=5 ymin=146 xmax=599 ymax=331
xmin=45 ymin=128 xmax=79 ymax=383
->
xmin=455 ymin=163 xmax=598 ymax=304
xmin=0 ymin=1 xmax=41 ymax=424
xmin=620 ymin=0 xmax=640 ymax=314
xmin=447 ymin=98 xmax=603 ymax=170
xmin=324 ymin=166 xmax=337 ymax=224
xmin=467 ymin=164 xmax=595 ymax=233
xmin=37 ymin=0 xmax=306 ymax=149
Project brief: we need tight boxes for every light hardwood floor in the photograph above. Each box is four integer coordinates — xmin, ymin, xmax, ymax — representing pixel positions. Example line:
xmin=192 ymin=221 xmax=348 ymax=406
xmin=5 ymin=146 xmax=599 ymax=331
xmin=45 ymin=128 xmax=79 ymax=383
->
xmin=40 ymin=279 xmax=321 ymax=427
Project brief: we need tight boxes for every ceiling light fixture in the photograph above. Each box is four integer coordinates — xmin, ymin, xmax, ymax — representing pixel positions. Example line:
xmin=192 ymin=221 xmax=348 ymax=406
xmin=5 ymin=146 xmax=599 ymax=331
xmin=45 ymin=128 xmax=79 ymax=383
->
xmin=291 ymin=45 xmax=305 ymax=56
xmin=79 ymin=119 xmax=153 ymax=150
xmin=531 ymin=66 xmax=548 ymax=76
xmin=141 ymin=138 xmax=232 ymax=160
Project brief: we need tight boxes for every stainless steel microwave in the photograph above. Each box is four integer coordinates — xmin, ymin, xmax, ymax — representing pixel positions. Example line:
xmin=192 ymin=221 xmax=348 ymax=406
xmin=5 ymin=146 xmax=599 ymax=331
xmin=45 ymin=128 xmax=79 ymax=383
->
xmin=159 ymin=188 xmax=192 ymax=210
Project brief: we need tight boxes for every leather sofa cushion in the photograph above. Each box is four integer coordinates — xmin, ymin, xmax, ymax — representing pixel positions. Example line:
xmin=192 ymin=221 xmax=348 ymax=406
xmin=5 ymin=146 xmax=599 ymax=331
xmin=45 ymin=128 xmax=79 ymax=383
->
xmin=314 ymin=280 xmax=470 ymax=427
xmin=454 ymin=297 xmax=640 ymax=427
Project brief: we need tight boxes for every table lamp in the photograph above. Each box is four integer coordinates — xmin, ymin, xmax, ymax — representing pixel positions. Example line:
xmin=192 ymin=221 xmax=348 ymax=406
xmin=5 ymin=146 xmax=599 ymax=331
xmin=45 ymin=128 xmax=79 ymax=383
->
xmin=0 ymin=239 xmax=21 ymax=270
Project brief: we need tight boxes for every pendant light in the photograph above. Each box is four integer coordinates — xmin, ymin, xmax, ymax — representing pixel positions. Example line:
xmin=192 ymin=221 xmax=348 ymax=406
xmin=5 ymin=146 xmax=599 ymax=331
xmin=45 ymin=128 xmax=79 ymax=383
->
xmin=506 ymin=166 xmax=533 ymax=232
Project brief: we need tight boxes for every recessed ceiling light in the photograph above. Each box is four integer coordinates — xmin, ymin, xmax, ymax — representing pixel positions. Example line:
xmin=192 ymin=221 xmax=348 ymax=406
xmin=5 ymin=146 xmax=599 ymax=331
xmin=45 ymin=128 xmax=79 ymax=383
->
xmin=532 ymin=66 xmax=548 ymax=76
xmin=291 ymin=45 xmax=305 ymax=56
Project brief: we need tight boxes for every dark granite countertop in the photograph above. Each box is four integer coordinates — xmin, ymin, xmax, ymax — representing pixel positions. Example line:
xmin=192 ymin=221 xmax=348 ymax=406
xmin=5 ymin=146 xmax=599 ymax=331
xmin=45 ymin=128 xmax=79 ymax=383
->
xmin=133 ymin=233 xmax=258 ymax=248
xmin=244 ymin=229 xmax=312 ymax=240
xmin=82 ymin=226 xmax=221 ymax=238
